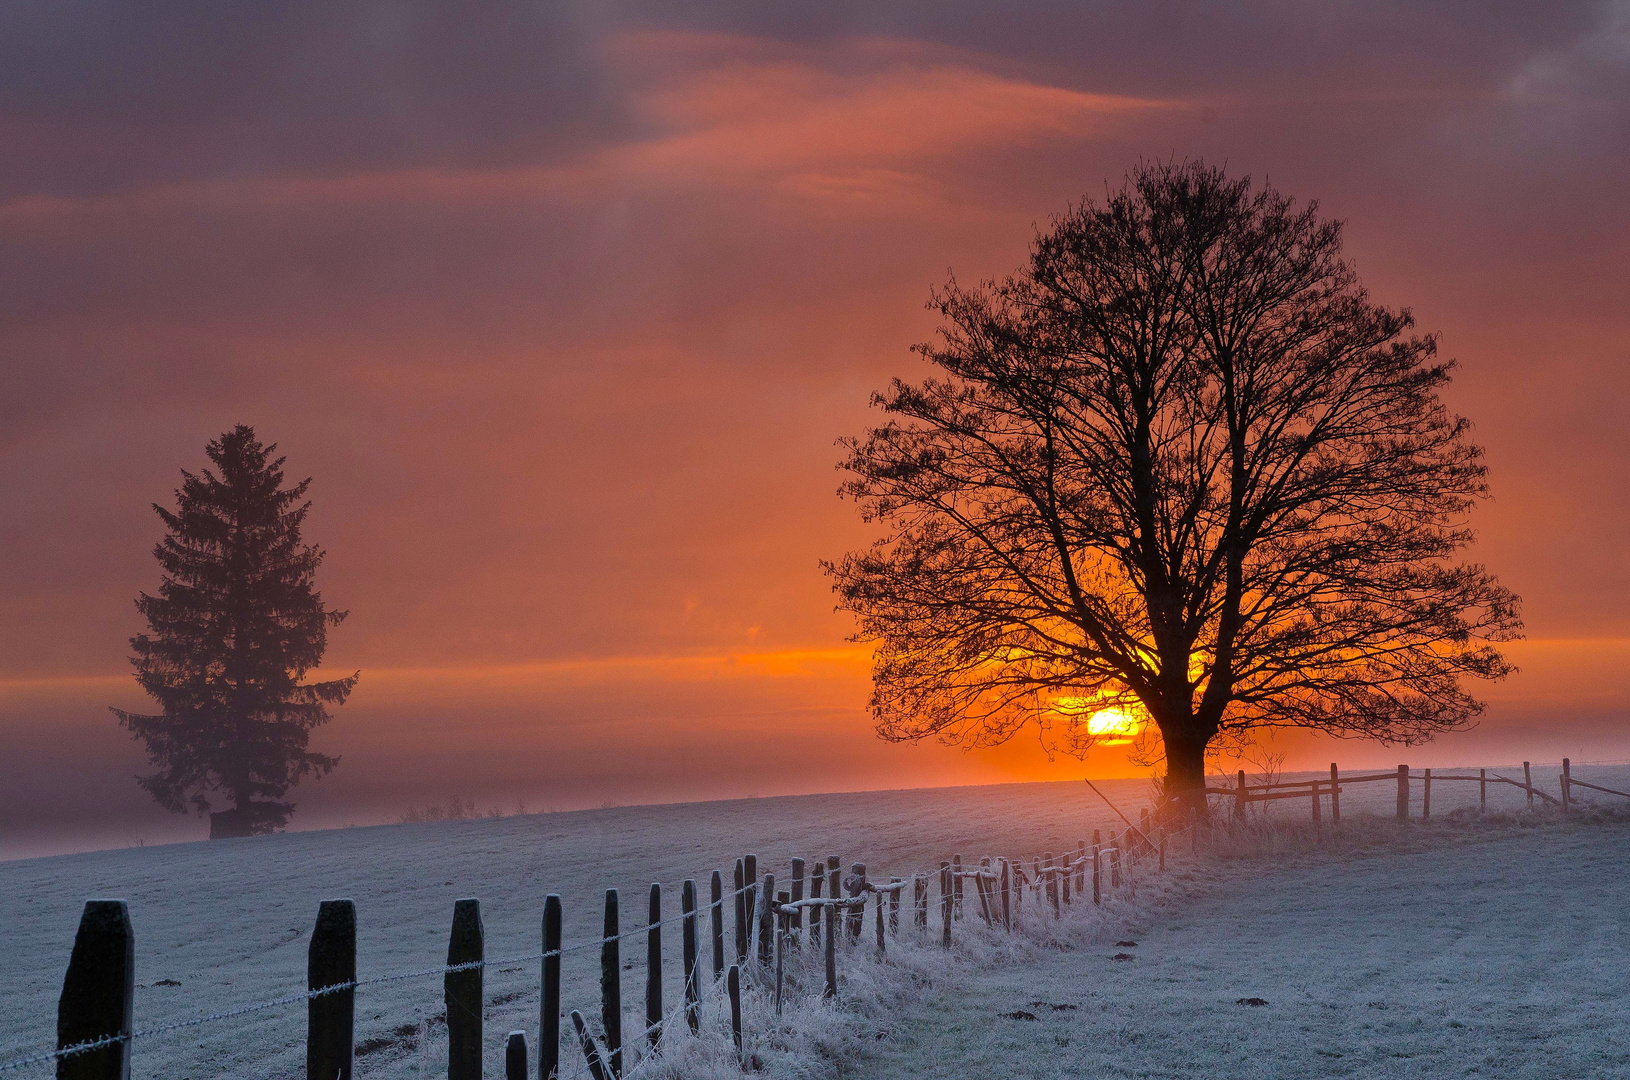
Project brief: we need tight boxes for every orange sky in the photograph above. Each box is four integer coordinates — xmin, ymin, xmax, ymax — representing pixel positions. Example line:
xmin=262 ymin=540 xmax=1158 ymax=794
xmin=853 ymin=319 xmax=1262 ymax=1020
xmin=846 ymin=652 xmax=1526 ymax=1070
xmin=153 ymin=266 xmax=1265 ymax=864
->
xmin=2 ymin=5 xmax=1627 ymax=854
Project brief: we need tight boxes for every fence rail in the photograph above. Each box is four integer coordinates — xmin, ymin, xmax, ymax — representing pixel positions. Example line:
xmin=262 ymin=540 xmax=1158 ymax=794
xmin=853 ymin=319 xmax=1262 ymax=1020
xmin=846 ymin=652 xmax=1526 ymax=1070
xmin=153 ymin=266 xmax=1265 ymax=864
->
xmin=11 ymin=757 xmax=1616 ymax=1080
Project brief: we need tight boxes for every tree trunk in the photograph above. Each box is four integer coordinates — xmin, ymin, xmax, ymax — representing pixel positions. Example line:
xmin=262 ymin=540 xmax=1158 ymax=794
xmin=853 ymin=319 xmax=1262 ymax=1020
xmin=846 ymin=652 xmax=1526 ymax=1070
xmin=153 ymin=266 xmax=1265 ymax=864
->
xmin=1162 ymin=735 xmax=1209 ymax=815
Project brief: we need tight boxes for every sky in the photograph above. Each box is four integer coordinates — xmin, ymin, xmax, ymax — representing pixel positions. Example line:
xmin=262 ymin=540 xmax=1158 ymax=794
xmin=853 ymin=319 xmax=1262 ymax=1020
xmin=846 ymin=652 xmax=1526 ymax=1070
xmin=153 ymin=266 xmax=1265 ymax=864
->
xmin=2 ymin=1 xmax=1628 ymax=856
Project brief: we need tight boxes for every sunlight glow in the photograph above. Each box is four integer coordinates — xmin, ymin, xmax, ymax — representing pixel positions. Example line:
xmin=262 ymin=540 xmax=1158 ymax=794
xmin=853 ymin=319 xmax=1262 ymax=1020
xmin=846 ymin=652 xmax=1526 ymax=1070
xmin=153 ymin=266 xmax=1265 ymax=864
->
xmin=1053 ymin=696 xmax=1143 ymax=745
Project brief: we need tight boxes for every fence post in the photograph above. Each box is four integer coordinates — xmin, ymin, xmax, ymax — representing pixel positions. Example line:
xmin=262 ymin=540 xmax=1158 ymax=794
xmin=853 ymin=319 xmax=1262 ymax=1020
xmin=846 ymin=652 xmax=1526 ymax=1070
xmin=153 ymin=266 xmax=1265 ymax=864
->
xmin=1396 ymin=765 xmax=1409 ymax=820
xmin=1092 ymin=844 xmax=1101 ymax=905
xmin=570 ymin=1011 xmax=609 ymax=1080
xmin=543 ymin=895 xmax=562 ymax=1080
xmin=1562 ymin=758 xmax=1572 ymax=814
xmin=506 ymin=1031 xmax=527 ymax=1080
xmin=809 ymin=869 xmax=823 ymax=949
xmin=888 ymin=879 xmax=901 ymax=935
xmin=1059 ymin=852 xmax=1071 ymax=906
xmin=951 ymin=854 xmax=964 ymax=919
xmin=733 ymin=860 xmax=748 ymax=966
xmin=446 ymin=899 xmax=483 ymax=1080
xmin=57 ymin=899 xmax=134 ymax=1080
xmin=1480 ymin=769 xmax=1487 ymax=812
xmin=710 ymin=872 xmax=726 ymax=979
xmin=758 ymin=873 xmax=777 ymax=965
xmin=681 ymin=881 xmax=700 ymax=1034
xmin=939 ymin=863 xmax=953 ymax=947
xmin=1236 ymin=769 xmax=1247 ymax=820
xmin=646 ymin=884 xmax=662 ymax=1051
xmin=1330 ymin=763 xmax=1341 ymax=823
xmin=307 ymin=898 xmax=355 ymax=1080
xmin=824 ymin=903 xmax=838 ymax=997
xmin=727 ymin=965 xmax=743 ymax=1061
xmin=874 ymin=891 xmax=886 ymax=953
xmin=1423 ymin=768 xmax=1432 ymax=821
xmin=1110 ymin=839 xmax=1122 ymax=889
xmin=826 ymin=857 xmax=841 ymax=941
xmin=789 ymin=858 xmax=805 ymax=938
xmin=999 ymin=861 xmax=1011 ymax=929
xmin=1076 ymin=841 xmax=1087 ymax=892
xmin=775 ymin=891 xmax=789 ymax=1013
xmin=1524 ymin=761 xmax=1533 ymax=807
xmin=1311 ymin=779 xmax=1322 ymax=827
xmin=601 ymin=889 xmax=623 ymax=1077
xmin=914 ymin=876 xmax=927 ymax=932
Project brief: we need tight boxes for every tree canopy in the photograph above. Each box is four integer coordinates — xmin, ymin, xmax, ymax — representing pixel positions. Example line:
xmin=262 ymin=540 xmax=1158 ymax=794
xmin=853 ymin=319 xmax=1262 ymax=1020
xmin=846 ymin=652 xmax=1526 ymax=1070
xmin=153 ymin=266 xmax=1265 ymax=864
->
xmin=112 ymin=424 xmax=357 ymax=837
xmin=828 ymin=162 xmax=1521 ymax=805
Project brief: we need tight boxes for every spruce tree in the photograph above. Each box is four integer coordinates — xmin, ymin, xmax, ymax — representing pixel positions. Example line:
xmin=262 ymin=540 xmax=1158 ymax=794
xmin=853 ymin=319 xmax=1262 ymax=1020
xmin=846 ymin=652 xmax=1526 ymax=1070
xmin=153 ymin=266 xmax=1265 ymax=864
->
xmin=112 ymin=425 xmax=359 ymax=838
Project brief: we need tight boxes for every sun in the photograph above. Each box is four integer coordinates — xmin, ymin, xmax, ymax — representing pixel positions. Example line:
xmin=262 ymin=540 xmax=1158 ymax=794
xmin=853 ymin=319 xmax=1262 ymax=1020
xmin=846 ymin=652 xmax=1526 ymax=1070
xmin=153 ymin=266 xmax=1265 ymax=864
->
xmin=1053 ymin=697 xmax=1143 ymax=745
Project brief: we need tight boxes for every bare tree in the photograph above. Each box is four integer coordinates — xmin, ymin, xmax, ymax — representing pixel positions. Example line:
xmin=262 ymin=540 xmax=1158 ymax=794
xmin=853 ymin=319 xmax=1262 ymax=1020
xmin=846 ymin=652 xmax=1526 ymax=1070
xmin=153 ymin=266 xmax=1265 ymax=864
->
xmin=828 ymin=162 xmax=1521 ymax=809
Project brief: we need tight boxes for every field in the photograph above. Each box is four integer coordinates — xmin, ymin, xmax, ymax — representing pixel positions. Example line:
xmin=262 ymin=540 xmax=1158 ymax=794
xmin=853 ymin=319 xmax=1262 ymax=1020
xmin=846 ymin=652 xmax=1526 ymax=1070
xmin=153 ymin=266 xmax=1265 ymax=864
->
xmin=2 ymin=765 xmax=1626 ymax=1078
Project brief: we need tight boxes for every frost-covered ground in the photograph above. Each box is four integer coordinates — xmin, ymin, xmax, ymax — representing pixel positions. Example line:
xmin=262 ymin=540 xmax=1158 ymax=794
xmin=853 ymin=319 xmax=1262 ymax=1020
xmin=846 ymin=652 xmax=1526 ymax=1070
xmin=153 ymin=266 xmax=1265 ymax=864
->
xmin=2 ymin=766 xmax=1625 ymax=1079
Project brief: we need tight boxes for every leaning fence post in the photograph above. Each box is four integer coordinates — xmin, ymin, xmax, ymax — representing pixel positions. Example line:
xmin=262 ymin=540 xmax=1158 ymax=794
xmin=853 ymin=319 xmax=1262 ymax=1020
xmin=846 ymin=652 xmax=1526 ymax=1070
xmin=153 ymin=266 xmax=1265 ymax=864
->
xmin=939 ymin=863 xmax=953 ymax=947
xmin=446 ymin=899 xmax=484 ymax=1080
xmin=727 ymin=965 xmax=744 ymax=1062
xmin=1562 ymin=758 xmax=1572 ymax=814
xmin=710 ymin=871 xmax=726 ymax=979
xmin=570 ymin=1011 xmax=608 ymax=1080
xmin=646 ymin=884 xmax=663 ymax=1051
xmin=543 ymin=895 xmax=562 ymax=1080
xmin=506 ymin=1031 xmax=527 ymax=1080
xmin=1396 ymin=765 xmax=1409 ymax=820
xmin=1423 ymin=768 xmax=1432 ymax=821
xmin=681 ymin=881 xmax=700 ymax=1034
xmin=601 ymin=889 xmax=623 ymax=1077
xmin=1524 ymin=761 xmax=1534 ymax=807
xmin=307 ymin=898 xmax=355 ymax=1080
xmin=58 ymin=899 xmax=134 ymax=1080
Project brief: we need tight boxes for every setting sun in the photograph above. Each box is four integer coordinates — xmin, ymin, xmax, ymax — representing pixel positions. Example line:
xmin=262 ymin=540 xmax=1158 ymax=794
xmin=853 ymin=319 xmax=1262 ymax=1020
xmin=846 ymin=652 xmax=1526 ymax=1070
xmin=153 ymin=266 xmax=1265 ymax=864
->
xmin=1054 ymin=697 xmax=1143 ymax=745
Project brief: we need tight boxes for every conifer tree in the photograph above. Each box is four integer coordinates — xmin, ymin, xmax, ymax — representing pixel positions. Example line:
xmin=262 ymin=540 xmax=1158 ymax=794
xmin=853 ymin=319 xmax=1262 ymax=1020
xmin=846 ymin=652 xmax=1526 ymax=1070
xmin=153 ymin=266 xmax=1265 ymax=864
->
xmin=112 ymin=425 xmax=358 ymax=838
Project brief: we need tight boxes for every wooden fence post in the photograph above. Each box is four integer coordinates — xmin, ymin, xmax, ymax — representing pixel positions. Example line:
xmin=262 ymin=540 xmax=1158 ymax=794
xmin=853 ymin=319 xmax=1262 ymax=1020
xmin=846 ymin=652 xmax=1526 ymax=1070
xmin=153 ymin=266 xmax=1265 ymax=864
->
xmin=570 ymin=1011 xmax=608 ymax=1080
xmin=681 ymin=881 xmax=700 ymax=1035
xmin=1563 ymin=758 xmax=1572 ymax=814
xmin=1076 ymin=841 xmax=1087 ymax=892
xmin=1236 ymin=769 xmax=1247 ymax=820
xmin=57 ymin=899 xmax=134 ymax=1080
xmin=824 ymin=903 xmax=838 ymax=997
xmin=646 ymin=884 xmax=662 ymax=1051
xmin=1480 ymin=769 xmax=1487 ymax=812
xmin=506 ymin=1031 xmax=527 ymax=1080
xmin=543 ymin=895 xmax=562 ymax=1080
xmin=775 ymin=891 xmax=790 ymax=1013
xmin=446 ymin=898 xmax=483 ymax=1080
xmin=1524 ymin=761 xmax=1533 ymax=807
xmin=1059 ymin=853 xmax=1071 ymax=906
xmin=727 ymin=965 xmax=743 ymax=1061
xmin=758 ymin=873 xmax=776 ymax=965
xmin=914 ymin=876 xmax=927 ymax=932
xmin=1396 ymin=765 xmax=1409 ymax=820
xmin=809 ymin=869 xmax=823 ymax=949
xmin=733 ymin=860 xmax=748 ymax=966
xmin=1423 ymin=768 xmax=1432 ymax=821
xmin=1110 ymin=839 xmax=1122 ymax=889
xmin=999 ymin=862 xmax=1011 ymax=930
xmin=710 ymin=872 xmax=726 ymax=979
xmin=939 ymin=863 xmax=953 ymax=947
xmin=601 ymin=889 xmax=623 ymax=1078
xmin=951 ymin=854 xmax=964 ymax=919
xmin=1092 ymin=843 xmax=1101 ymax=905
xmin=825 ymin=858 xmax=841 ymax=941
xmin=1330 ymin=763 xmax=1341 ymax=823
xmin=874 ymin=892 xmax=886 ymax=952
xmin=888 ymin=879 xmax=901 ymax=935
xmin=307 ymin=898 xmax=355 ymax=1080
xmin=789 ymin=858 xmax=805 ymax=937
xmin=1311 ymin=779 xmax=1322 ymax=826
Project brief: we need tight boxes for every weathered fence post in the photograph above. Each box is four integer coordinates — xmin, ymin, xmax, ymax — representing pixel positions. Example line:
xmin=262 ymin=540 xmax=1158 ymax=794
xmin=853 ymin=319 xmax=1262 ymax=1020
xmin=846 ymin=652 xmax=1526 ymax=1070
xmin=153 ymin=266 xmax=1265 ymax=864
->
xmin=1092 ymin=843 xmax=1101 ymax=905
xmin=446 ymin=898 xmax=484 ymax=1080
xmin=809 ymin=868 xmax=823 ymax=949
xmin=681 ymin=881 xmax=700 ymax=1035
xmin=1059 ymin=852 xmax=1071 ymax=906
xmin=601 ymin=889 xmax=623 ymax=1077
xmin=733 ymin=860 xmax=748 ymax=966
xmin=775 ymin=890 xmax=790 ymax=1013
xmin=1423 ymin=768 xmax=1432 ymax=820
xmin=1236 ymin=769 xmax=1247 ymax=820
xmin=1076 ymin=841 xmax=1087 ymax=892
xmin=710 ymin=871 xmax=726 ymax=979
xmin=973 ymin=866 xmax=994 ymax=927
xmin=727 ymin=965 xmax=744 ymax=1061
xmin=57 ymin=899 xmax=134 ymax=1080
xmin=913 ymin=876 xmax=927 ymax=932
xmin=570 ymin=1011 xmax=609 ymax=1080
xmin=887 ymin=879 xmax=901 ymax=935
xmin=308 ymin=898 xmax=355 ymax=1080
xmin=1396 ymin=765 xmax=1409 ymax=820
xmin=874 ymin=891 xmax=886 ymax=952
xmin=543 ymin=894 xmax=561 ymax=1080
xmin=758 ymin=873 xmax=776 ymax=965
xmin=1524 ymin=761 xmax=1534 ymax=807
xmin=823 ymin=903 xmax=838 ymax=997
xmin=951 ymin=854 xmax=964 ymax=919
xmin=845 ymin=864 xmax=866 ymax=941
xmin=939 ymin=863 xmax=953 ymax=947
xmin=999 ymin=861 xmax=1011 ymax=929
xmin=646 ymin=884 xmax=663 ymax=1051
xmin=826 ymin=857 xmax=841 ymax=937
xmin=1480 ymin=769 xmax=1487 ymax=812
xmin=789 ymin=858 xmax=805 ymax=937
xmin=1563 ymin=758 xmax=1572 ymax=814
xmin=506 ymin=1031 xmax=527 ymax=1080
xmin=1330 ymin=763 xmax=1341 ymax=823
